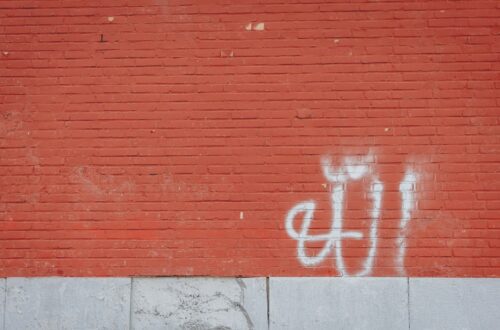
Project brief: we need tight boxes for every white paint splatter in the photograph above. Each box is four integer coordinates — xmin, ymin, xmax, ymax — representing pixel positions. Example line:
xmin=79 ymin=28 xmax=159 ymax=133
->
xmin=253 ymin=22 xmax=265 ymax=31
xmin=244 ymin=22 xmax=265 ymax=31
xmin=285 ymin=155 xmax=418 ymax=276
xmin=354 ymin=180 xmax=383 ymax=277
xmin=285 ymin=201 xmax=332 ymax=266
xmin=286 ymin=155 xmax=384 ymax=276
xmin=396 ymin=170 xmax=417 ymax=275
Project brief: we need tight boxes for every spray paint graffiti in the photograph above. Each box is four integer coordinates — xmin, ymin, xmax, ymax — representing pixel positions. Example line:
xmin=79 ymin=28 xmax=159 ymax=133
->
xmin=396 ymin=170 xmax=417 ymax=275
xmin=285 ymin=155 xmax=417 ymax=276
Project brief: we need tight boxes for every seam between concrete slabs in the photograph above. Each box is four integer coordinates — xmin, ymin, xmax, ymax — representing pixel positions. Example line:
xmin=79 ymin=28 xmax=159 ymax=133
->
xmin=266 ymin=277 xmax=270 ymax=330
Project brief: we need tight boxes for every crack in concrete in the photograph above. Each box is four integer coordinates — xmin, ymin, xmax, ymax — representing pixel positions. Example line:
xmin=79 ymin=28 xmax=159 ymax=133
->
xmin=215 ymin=291 xmax=254 ymax=330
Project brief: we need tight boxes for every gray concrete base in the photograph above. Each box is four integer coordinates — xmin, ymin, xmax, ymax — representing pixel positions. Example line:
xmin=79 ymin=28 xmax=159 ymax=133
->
xmin=410 ymin=278 xmax=500 ymax=330
xmin=4 ymin=278 xmax=131 ymax=330
xmin=269 ymin=277 xmax=409 ymax=330
xmin=131 ymin=277 xmax=267 ymax=330
xmin=0 ymin=277 xmax=499 ymax=330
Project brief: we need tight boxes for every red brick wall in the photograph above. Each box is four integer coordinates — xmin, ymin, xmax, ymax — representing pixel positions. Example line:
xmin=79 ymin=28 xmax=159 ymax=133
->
xmin=1 ymin=0 xmax=499 ymax=277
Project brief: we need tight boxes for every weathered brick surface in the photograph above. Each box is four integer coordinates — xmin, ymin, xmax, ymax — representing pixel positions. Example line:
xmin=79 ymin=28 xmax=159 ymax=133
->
xmin=0 ymin=0 xmax=498 ymax=277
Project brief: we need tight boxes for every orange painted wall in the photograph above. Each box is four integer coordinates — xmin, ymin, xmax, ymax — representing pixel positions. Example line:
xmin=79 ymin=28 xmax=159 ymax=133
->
xmin=0 ymin=0 xmax=499 ymax=277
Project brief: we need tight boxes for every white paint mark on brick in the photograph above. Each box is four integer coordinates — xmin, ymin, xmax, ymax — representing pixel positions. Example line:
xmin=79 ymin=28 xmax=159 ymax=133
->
xmin=240 ymin=211 xmax=244 ymax=220
xmin=245 ymin=22 xmax=265 ymax=31
xmin=107 ymin=16 xmax=114 ymax=22
xmin=396 ymin=170 xmax=417 ymax=275
xmin=253 ymin=22 xmax=265 ymax=31
xmin=285 ymin=154 xmax=418 ymax=276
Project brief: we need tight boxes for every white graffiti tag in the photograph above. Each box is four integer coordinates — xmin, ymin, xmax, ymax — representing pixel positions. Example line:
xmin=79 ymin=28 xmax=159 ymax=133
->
xmin=285 ymin=155 xmax=417 ymax=276
xmin=396 ymin=170 xmax=417 ymax=275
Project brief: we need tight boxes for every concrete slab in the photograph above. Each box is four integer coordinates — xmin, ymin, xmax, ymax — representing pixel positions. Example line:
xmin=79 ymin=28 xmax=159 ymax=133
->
xmin=5 ymin=277 xmax=131 ymax=330
xmin=0 ymin=278 xmax=5 ymax=330
xmin=269 ymin=277 xmax=409 ymax=330
xmin=409 ymin=278 xmax=500 ymax=330
xmin=131 ymin=277 xmax=267 ymax=330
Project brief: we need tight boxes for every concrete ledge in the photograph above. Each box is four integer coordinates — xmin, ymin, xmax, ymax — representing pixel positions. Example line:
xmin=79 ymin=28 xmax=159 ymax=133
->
xmin=1 ymin=277 xmax=499 ymax=330
xmin=5 ymin=278 xmax=131 ymax=330
xmin=269 ymin=277 xmax=409 ymax=330
xmin=410 ymin=278 xmax=500 ymax=330
xmin=131 ymin=277 xmax=267 ymax=330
